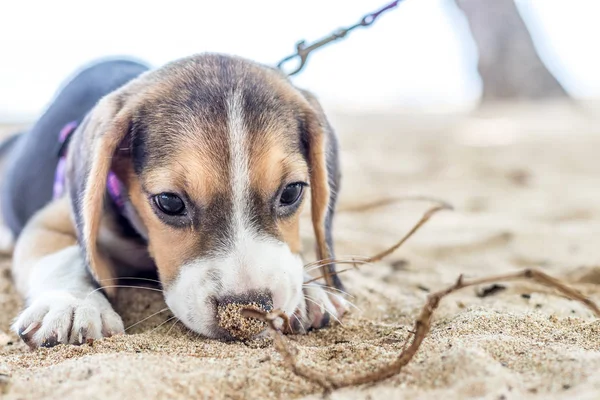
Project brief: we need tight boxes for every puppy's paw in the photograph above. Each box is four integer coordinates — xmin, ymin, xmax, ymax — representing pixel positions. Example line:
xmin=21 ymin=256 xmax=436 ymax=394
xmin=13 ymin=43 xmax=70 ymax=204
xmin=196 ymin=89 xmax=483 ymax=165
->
xmin=0 ymin=225 xmax=14 ymax=255
xmin=291 ymin=283 xmax=347 ymax=333
xmin=12 ymin=290 xmax=124 ymax=349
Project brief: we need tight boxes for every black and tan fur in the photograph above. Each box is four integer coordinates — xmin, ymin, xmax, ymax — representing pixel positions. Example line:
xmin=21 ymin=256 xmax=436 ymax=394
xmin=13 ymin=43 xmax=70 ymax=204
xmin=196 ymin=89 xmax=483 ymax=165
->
xmin=3 ymin=54 xmax=345 ymax=347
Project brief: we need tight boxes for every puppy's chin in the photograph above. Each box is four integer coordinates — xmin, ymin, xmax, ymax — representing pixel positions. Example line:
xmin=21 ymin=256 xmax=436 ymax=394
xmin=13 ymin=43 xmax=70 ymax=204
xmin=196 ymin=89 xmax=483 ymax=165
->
xmin=163 ymin=237 xmax=304 ymax=339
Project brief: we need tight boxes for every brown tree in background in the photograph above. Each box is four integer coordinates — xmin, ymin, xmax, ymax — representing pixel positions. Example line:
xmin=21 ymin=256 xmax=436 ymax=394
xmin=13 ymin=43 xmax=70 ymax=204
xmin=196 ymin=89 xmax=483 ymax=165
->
xmin=455 ymin=0 xmax=569 ymax=101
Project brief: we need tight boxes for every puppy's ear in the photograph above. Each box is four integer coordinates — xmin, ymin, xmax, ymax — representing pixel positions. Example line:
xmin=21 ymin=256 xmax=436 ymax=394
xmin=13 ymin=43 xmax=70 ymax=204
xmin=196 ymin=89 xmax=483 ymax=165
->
xmin=66 ymin=90 xmax=135 ymax=297
xmin=299 ymin=90 xmax=343 ymax=290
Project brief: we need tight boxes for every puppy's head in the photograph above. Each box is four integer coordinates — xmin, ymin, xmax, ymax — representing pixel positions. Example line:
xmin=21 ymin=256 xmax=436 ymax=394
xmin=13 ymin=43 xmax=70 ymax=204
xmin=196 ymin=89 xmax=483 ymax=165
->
xmin=66 ymin=54 xmax=341 ymax=338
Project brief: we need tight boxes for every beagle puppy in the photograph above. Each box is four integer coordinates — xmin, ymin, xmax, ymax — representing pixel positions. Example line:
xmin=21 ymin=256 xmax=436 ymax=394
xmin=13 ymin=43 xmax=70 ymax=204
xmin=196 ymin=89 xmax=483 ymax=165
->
xmin=1 ymin=54 xmax=346 ymax=348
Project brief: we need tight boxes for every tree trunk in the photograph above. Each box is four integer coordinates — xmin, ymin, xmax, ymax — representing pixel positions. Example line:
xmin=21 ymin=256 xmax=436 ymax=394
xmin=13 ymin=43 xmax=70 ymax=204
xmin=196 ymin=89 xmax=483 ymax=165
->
xmin=455 ymin=0 xmax=569 ymax=102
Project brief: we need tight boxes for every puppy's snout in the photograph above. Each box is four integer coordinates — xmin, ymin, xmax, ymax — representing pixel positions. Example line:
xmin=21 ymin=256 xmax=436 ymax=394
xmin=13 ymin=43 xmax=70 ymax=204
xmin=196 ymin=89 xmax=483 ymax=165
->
xmin=217 ymin=290 xmax=273 ymax=312
xmin=216 ymin=290 xmax=273 ymax=340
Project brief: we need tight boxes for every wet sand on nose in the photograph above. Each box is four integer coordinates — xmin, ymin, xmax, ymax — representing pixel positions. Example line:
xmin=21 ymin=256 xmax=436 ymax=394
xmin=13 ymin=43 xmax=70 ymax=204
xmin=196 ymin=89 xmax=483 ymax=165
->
xmin=2 ymin=101 xmax=600 ymax=399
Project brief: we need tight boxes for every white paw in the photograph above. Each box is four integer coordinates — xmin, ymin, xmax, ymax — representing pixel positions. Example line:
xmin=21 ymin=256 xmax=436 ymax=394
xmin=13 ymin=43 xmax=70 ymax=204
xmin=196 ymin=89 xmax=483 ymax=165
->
xmin=291 ymin=283 xmax=347 ymax=333
xmin=0 ymin=226 xmax=14 ymax=255
xmin=12 ymin=290 xmax=124 ymax=348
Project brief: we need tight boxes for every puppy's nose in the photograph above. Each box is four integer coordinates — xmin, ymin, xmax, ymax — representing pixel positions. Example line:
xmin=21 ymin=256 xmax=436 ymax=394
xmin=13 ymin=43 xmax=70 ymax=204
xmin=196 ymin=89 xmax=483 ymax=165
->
xmin=217 ymin=290 xmax=273 ymax=311
xmin=216 ymin=291 xmax=273 ymax=340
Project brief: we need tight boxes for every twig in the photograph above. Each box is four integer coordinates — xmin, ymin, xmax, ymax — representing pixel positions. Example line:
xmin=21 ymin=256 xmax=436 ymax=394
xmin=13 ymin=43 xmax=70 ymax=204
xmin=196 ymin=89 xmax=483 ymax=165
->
xmin=245 ymin=268 xmax=600 ymax=391
xmin=304 ymin=202 xmax=453 ymax=285
xmin=366 ymin=203 xmax=452 ymax=263
xmin=337 ymin=195 xmax=453 ymax=213
xmin=269 ymin=196 xmax=599 ymax=391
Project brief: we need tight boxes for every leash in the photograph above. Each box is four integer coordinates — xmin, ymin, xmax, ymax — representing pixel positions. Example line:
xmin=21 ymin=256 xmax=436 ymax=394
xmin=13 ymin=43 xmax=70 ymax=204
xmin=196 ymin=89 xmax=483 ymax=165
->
xmin=277 ymin=0 xmax=403 ymax=76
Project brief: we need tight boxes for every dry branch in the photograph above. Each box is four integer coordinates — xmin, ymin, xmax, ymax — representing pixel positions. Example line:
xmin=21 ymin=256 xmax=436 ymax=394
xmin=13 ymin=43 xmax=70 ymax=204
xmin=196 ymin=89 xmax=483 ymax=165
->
xmin=246 ymin=269 xmax=600 ymax=392
xmin=243 ymin=199 xmax=600 ymax=392
xmin=337 ymin=195 xmax=453 ymax=214
xmin=304 ymin=202 xmax=453 ymax=285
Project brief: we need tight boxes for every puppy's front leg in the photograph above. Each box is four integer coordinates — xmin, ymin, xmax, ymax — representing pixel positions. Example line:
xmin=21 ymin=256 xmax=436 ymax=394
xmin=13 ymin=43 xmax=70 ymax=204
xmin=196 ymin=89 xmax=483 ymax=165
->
xmin=11 ymin=198 xmax=123 ymax=348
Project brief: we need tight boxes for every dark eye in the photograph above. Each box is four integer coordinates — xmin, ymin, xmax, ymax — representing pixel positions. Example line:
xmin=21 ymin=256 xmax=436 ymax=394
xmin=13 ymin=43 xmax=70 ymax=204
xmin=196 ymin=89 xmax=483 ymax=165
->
xmin=153 ymin=193 xmax=186 ymax=215
xmin=279 ymin=183 xmax=304 ymax=207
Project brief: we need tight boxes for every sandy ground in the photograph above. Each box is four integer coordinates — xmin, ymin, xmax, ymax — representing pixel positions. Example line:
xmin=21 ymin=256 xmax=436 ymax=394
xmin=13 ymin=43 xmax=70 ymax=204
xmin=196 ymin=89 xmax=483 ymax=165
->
xmin=1 ymin=102 xmax=600 ymax=399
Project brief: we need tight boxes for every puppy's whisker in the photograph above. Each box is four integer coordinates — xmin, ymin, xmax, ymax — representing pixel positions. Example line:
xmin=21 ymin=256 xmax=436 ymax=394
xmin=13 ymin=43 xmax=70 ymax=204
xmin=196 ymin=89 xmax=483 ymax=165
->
xmin=304 ymin=259 xmax=372 ymax=274
xmin=342 ymin=299 xmax=362 ymax=313
xmin=302 ymin=284 xmax=355 ymax=299
xmin=303 ymin=261 xmax=372 ymax=281
xmin=303 ymin=256 xmax=360 ymax=269
xmin=304 ymin=262 xmax=363 ymax=275
xmin=319 ymin=285 xmax=354 ymax=298
xmin=304 ymin=267 xmax=356 ymax=285
xmin=304 ymin=295 xmax=343 ymax=326
xmin=291 ymin=314 xmax=306 ymax=334
xmin=303 ymin=294 xmax=324 ymax=313
xmin=97 ymin=277 xmax=163 ymax=285
xmin=302 ymin=283 xmax=356 ymax=301
xmin=125 ymin=307 xmax=170 ymax=332
xmin=84 ymin=285 xmax=163 ymax=300
xmin=319 ymin=289 xmax=362 ymax=313
xmin=148 ymin=316 xmax=177 ymax=335
xmin=307 ymin=258 xmax=371 ymax=268
xmin=303 ymin=255 xmax=370 ymax=270
xmin=160 ymin=318 xmax=181 ymax=346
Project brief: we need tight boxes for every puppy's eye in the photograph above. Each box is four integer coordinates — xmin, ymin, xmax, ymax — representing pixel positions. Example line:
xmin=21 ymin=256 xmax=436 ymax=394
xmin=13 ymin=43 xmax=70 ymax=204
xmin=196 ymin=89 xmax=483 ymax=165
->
xmin=153 ymin=193 xmax=186 ymax=215
xmin=279 ymin=183 xmax=304 ymax=207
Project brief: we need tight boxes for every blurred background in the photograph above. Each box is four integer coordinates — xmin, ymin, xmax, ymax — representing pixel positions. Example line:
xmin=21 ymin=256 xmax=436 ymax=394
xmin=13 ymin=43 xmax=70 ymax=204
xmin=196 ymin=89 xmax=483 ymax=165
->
xmin=0 ymin=0 xmax=598 ymax=122
xmin=4 ymin=2 xmax=600 ymax=398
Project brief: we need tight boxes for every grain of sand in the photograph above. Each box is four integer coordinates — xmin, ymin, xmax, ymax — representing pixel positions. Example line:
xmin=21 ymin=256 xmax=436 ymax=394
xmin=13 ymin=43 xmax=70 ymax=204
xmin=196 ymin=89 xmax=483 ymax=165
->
xmin=1 ymin=102 xmax=600 ymax=399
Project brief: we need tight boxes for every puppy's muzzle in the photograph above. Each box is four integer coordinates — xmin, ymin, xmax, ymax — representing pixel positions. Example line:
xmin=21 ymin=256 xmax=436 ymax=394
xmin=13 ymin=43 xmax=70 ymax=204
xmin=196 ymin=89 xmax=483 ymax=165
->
xmin=215 ymin=290 xmax=273 ymax=340
xmin=217 ymin=291 xmax=273 ymax=311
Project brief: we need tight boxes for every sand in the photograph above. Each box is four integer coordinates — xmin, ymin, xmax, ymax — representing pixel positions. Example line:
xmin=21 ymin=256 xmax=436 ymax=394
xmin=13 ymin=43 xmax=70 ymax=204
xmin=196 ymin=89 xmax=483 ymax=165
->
xmin=2 ymin=102 xmax=600 ymax=399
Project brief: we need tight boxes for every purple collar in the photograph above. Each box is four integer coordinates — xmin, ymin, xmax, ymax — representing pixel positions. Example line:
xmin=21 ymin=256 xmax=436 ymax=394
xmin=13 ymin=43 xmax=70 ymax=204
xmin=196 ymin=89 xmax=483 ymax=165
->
xmin=53 ymin=121 xmax=126 ymax=213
